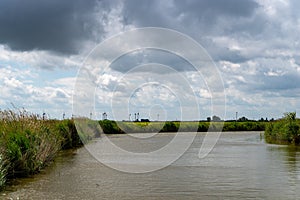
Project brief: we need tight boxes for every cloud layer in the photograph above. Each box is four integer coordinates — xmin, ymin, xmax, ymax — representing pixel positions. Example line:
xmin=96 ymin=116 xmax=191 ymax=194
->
xmin=0 ymin=0 xmax=104 ymax=54
xmin=0 ymin=0 xmax=299 ymax=120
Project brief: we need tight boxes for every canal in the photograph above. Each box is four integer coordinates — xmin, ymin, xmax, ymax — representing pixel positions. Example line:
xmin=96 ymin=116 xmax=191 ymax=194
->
xmin=1 ymin=132 xmax=300 ymax=199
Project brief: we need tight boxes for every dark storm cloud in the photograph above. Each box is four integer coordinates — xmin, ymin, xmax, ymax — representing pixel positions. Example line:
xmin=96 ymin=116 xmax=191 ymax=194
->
xmin=122 ymin=0 xmax=259 ymax=27
xmin=120 ymin=0 xmax=260 ymax=63
xmin=0 ymin=0 xmax=261 ymax=56
xmin=0 ymin=0 xmax=106 ymax=54
xmin=172 ymin=0 xmax=259 ymax=18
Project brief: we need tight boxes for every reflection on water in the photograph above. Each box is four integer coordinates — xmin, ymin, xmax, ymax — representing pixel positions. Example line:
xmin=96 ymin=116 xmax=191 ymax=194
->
xmin=1 ymin=132 xmax=300 ymax=199
xmin=267 ymin=145 xmax=300 ymax=199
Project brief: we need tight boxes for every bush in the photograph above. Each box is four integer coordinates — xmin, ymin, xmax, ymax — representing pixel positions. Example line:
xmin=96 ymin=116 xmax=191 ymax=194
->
xmin=265 ymin=112 xmax=300 ymax=145
xmin=160 ymin=121 xmax=179 ymax=132
xmin=99 ymin=120 xmax=124 ymax=134
xmin=198 ymin=123 xmax=209 ymax=132
xmin=56 ymin=119 xmax=83 ymax=149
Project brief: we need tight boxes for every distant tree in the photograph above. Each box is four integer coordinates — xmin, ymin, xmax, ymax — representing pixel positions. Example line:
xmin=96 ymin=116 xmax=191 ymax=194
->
xmin=238 ymin=116 xmax=248 ymax=122
xmin=207 ymin=117 xmax=211 ymax=122
xmin=259 ymin=117 xmax=264 ymax=122
xmin=284 ymin=112 xmax=296 ymax=121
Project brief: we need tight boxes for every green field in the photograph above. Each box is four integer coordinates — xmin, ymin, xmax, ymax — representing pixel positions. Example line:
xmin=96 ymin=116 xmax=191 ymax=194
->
xmin=98 ymin=120 xmax=266 ymax=134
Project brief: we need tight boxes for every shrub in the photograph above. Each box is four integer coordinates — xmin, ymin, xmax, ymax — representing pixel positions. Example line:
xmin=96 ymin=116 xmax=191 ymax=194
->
xmin=265 ymin=112 xmax=300 ymax=145
xmin=56 ymin=119 xmax=83 ymax=149
xmin=99 ymin=120 xmax=124 ymax=134
xmin=160 ymin=121 xmax=178 ymax=132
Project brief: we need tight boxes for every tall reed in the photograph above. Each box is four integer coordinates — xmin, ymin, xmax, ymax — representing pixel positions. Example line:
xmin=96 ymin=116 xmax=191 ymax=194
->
xmin=0 ymin=149 xmax=8 ymax=189
xmin=0 ymin=109 xmax=63 ymax=177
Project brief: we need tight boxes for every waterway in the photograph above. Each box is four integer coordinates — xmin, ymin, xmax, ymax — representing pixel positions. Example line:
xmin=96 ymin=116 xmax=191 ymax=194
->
xmin=1 ymin=132 xmax=300 ymax=199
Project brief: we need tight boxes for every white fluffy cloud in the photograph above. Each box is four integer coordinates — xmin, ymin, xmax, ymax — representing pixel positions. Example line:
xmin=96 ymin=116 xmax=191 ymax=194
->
xmin=0 ymin=64 xmax=76 ymax=118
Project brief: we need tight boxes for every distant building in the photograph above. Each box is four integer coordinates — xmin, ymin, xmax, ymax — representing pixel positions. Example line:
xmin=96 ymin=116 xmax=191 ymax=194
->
xmin=212 ymin=115 xmax=221 ymax=122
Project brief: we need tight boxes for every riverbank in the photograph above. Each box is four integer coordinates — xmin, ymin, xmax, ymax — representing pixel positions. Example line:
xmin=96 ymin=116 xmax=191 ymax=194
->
xmin=0 ymin=110 xmax=82 ymax=189
xmin=265 ymin=112 xmax=300 ymax=145
xmin=0 ymin=110 xmax=279 ymax=190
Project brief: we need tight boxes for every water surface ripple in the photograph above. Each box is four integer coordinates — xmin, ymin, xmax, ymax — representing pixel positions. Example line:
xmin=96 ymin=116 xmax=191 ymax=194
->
xmin=2 ymin=132 xmax=300 ymax=199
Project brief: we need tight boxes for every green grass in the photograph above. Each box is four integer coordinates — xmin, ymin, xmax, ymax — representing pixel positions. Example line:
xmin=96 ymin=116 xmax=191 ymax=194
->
xmin=0 ymin=109 xmax=83 ymax=189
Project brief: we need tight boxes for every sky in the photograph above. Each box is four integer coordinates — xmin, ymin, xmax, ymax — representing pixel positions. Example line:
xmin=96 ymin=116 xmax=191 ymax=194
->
xmin=0 ymin=0 xmax=300 ymax=121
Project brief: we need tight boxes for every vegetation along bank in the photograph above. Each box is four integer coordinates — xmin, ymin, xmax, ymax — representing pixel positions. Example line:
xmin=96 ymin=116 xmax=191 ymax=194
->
xmin=0 ymin=109 xmax=82 ymax=190
xmin=265 ymin=112 xmax=300 ymax=145
xmin=0 ymin=109 xmax=298 ymax=190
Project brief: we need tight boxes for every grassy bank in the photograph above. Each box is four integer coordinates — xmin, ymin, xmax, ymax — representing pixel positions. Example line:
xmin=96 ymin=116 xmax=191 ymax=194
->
xmin=0 ymin=112 xmax=267 ymax=189
xmin=0 ymin=110 xmax=82 ymax=189
xmin=98 ymin=120 xmax=266 ymax=134
xmin=265 ymin=112 xmax=300 ymax=145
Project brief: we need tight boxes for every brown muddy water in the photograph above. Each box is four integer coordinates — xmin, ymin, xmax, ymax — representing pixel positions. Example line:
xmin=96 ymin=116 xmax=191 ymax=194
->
xmin=1 ymin=132 xmax=300 ymax=199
